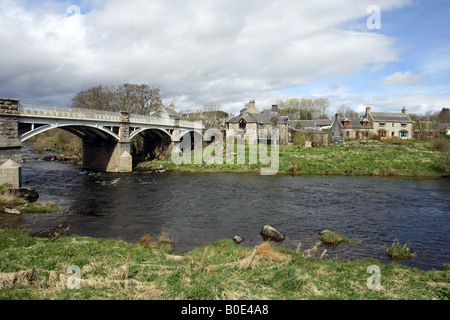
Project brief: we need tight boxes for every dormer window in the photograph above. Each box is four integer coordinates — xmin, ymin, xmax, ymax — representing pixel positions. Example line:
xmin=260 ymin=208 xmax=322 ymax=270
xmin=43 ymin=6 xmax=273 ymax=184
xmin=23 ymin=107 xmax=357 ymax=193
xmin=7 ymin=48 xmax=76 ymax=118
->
xmin=239 ymin=118 xmax=247 ymax=129
xmin=343 ymin=118 xmax=351 ymax=127
xmin=361 ymin=119 xmax=370 ymax=128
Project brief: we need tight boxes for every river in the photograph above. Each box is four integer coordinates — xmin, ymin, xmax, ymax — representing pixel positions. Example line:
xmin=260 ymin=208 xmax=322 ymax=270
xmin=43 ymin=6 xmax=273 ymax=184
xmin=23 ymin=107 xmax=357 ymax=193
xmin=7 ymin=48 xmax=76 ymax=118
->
xmin=1 ymin=146 xmax=449 ymax=271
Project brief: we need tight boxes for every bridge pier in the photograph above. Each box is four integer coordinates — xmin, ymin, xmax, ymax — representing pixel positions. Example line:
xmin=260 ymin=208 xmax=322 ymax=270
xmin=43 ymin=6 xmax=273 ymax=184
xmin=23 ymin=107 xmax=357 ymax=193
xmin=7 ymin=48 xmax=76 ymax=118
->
xmin=82 ymin=112 xmax=132 ymax=173
xmin=0 ymin=98 xmax=22 ymax=187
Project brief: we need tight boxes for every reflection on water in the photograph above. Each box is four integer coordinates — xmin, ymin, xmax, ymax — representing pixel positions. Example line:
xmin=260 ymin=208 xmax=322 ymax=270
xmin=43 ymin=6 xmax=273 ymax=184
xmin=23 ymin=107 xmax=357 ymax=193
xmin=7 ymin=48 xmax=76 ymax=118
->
xmin=1 ymin=146 xmax=449 ymax=270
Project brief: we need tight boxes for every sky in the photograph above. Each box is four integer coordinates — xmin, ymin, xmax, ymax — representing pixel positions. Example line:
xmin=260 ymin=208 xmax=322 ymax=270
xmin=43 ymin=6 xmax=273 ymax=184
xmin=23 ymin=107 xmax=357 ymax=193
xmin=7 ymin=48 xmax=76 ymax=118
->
xmin=0 ymin=0 xmax=449 ymax=116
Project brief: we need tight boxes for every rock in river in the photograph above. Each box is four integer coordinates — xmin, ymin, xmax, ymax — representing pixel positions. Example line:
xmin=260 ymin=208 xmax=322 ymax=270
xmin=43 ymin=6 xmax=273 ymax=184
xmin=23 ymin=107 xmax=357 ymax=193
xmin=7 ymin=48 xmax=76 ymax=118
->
xmin=260 ymin=225 xmax=285 ymax=242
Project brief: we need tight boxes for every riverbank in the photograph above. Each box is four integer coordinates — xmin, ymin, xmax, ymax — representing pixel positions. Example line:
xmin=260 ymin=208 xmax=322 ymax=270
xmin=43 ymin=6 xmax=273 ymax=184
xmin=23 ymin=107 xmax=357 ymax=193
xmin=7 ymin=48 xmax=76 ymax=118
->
xmin=0 ymin=184 xmax=62 ymax=215
xmin=136 ymin=142 xmax=448 ymax=177
xmin=0 ymin=229 xmax=448 ymax=300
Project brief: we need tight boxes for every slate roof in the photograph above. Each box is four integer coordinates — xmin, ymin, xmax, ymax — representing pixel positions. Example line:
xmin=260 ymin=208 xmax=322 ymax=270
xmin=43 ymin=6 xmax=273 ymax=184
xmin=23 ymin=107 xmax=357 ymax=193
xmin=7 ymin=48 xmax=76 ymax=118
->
xmin=337 ymin=118 xmax=373 ymax=129
xmin=226 ymin=109 xmax=286 ymax=125
xmin=315 ymin=119 xmax=333 ymax=127
xmin=226 ymin=112 xmax=260 ymax=123
xmin=288 ymin=120 xmax=316 ymax=128
xmin=370 ymin=112 xmax=412 ymax=123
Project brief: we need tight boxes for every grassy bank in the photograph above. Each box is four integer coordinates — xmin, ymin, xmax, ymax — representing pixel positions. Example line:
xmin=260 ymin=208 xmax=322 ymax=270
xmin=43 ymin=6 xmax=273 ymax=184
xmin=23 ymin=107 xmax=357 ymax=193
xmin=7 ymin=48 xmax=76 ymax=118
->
xmin=136 ymin=141 xmax=446 ymax=177
xmin=0 ymin=229 xmax=448 ymax=300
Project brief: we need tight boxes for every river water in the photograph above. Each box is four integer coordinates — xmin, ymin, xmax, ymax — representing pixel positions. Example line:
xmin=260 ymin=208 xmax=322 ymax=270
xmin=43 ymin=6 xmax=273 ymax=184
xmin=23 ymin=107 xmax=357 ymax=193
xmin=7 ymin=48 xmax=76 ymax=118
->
xmin=1 ymin=146 xmax=449 ymax=270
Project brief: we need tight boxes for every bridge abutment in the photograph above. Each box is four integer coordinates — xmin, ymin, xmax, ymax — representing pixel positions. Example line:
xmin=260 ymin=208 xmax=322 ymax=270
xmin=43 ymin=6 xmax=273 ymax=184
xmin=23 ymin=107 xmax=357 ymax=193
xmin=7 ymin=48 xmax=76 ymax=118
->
xmin=0 ymin=98 xmax=22 ymax=187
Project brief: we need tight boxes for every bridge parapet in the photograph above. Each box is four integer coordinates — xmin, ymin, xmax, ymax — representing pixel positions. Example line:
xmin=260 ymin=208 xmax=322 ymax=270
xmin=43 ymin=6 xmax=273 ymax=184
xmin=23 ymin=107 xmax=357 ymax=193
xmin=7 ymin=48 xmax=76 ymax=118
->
xmin=18 ymin=102 xmax=121 ymax=122
xmin=18 ymin=102 xmax=203 ymax=130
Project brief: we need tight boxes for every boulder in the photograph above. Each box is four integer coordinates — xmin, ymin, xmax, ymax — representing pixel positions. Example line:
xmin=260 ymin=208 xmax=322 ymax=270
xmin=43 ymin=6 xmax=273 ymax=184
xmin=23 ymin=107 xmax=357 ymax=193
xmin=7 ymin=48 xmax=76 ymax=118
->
xmin=233 ymin=236 xmax=244 ymax=244
xmin=3 ymin=207 xmax=21 ymax=215
xmin=6 ymin=187 xmax=39 ymax=203
xmin=260 ymin=225 xmax=285 ymax=242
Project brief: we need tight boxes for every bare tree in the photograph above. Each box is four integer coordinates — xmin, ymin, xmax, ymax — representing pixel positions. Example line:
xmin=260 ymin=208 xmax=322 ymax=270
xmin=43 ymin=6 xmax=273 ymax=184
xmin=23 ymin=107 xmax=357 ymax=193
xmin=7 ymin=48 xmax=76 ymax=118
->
xmin=71 ymin=85 xmax=114 ymax=110
xmin=435 ymin=108 xmax=450 ymax=134
xmin=72 ymin=83 xmax=162 ymax=115
xmin=337 ymin=104 xmax=360 ymax=118
xmin=277 ymin=98 xmax=330 ymax=120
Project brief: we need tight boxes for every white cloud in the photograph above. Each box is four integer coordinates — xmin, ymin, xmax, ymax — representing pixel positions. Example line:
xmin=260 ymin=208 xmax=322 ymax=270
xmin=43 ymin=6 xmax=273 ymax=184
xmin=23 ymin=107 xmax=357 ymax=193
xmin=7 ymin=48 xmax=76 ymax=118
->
xmin=383 ymin=71 xmax=426 ymax=85
xmin=0 ymin=0 xmax=432 ymax=114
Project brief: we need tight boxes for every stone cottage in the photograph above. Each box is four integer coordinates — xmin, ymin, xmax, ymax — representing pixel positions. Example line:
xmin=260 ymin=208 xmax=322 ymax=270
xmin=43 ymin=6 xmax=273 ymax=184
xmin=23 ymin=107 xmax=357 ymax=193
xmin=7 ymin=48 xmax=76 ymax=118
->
xmin=330 ymin=106 xmax=413 ymax=141
xmin=225 ymin=100 xmax=289 ymax=145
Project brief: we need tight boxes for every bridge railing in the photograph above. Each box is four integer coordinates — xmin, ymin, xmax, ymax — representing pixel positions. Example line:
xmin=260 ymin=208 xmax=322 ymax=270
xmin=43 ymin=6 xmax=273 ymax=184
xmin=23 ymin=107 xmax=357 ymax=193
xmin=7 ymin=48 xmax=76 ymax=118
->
xmin=18 ymin=102 xmax=121 ymax=122
xmin=129 ymin=114 xmax=176 ymax=127
xmin=18 ymin=102 xmax=202 ymax=129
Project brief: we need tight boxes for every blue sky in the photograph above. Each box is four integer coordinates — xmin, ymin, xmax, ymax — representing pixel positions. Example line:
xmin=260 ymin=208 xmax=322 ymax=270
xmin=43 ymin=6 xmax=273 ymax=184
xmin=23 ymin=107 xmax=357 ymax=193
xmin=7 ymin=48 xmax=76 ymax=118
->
xmin=0 ymin=0 xmax=449 ymax=116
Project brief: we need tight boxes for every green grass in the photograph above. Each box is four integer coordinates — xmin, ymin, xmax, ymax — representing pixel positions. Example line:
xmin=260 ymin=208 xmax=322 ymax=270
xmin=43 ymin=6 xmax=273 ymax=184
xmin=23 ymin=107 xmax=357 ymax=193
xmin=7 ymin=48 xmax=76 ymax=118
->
xmin=0 ymin=229 xmax=448 ymax=300
xmin=386 ymin=239 xmax=416 ymax=260
xmin=319 ymin=231 xmax=353 ymax=245
xmin=19 ymin=202 xmax=61 ymax=214
xmin=135 ymin=141 xmax=446 ymax=177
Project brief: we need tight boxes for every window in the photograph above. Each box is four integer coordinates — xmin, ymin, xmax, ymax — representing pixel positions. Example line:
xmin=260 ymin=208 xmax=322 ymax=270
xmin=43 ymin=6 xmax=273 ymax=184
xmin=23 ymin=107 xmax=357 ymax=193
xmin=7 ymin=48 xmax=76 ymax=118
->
xmin=379 ymin=122 xmax=385 ymax=127
xmin=401 ymin=123 xmax=407 ymax=127
xmin=378 ymin=130 xmax=387 ymax=138
xmin=239 ymin=118 xmax=247 ymax=129
xmin=343 ymin=119 xmax=351 ymax=127
xmin=400 ymin=130 xmax=408 ymax=138
xmin=346 ymin=131 xmax=350 ymax=137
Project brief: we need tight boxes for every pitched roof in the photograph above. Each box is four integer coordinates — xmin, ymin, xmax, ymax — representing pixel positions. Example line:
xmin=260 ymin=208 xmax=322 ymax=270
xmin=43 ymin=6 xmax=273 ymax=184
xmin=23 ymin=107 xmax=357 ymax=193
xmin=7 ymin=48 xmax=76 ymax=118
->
xmin=226 ymin=112 xmax=260 ymax=123
xmin=336 ymin=118 xmax=373 ymax=129
xmin=370 ymin=112 xmax=412 ymax=123
xmin=315 ymin=119 xmax=333 ymax=126
xmin=288 ymin=120 xmax=316 ymax=128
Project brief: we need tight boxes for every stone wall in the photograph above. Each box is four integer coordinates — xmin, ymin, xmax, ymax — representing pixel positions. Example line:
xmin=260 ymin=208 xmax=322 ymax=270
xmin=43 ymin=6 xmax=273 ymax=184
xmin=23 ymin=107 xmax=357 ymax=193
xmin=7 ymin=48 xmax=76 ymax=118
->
xmin=0 ymin=98 xmax=22 ymax=165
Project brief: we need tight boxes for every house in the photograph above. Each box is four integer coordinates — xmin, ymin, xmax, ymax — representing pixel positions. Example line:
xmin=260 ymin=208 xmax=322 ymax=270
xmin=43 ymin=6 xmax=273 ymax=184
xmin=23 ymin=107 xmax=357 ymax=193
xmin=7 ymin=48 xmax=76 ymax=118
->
xmin=149 ymin=99 xmax=183 ymax=120
xmin=368 ymin=106 xmax=413 ymax=139
xmin=330 ymin=106 xmax=413 ymax=141
xmin=225 ymin=100 xmax=289 ymax=144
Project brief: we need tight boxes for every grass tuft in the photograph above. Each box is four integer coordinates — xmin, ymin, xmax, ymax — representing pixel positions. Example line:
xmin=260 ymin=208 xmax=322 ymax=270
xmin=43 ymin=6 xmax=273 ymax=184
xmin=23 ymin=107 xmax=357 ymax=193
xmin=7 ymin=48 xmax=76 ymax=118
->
xmin=386 ymin=239 xmax=416 ymax=260
xmin=319 ymin=230 xmax=353 ymax=245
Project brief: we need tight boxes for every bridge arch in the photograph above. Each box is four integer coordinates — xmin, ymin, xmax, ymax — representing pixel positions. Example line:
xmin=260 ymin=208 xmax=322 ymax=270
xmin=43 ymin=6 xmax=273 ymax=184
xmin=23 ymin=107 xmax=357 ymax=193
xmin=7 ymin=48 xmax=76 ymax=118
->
xmin=19 ymin=123 xmax=120 ymax=143
xmin=130 ymin=127 xmax=173 ymax=141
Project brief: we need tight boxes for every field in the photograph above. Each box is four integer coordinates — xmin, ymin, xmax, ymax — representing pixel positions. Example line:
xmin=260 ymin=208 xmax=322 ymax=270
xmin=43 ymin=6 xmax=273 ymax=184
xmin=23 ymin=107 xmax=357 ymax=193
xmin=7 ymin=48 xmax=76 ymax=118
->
xmin=136 ymin=140 xmax=447 ymax=177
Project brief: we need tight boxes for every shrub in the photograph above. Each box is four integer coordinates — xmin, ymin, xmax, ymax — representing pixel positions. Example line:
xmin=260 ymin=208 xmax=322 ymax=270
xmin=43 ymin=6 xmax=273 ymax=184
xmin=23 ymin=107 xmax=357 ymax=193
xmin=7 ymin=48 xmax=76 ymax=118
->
xmin=292 ymin=132 xmax=306 ymax=147
xmin=431 ymin=137 xmax=450 ymax=152
xmin=386 ymin=239 xmax=416 ymax=259
xmin=440 ymin=151 xmax=450 ymax=177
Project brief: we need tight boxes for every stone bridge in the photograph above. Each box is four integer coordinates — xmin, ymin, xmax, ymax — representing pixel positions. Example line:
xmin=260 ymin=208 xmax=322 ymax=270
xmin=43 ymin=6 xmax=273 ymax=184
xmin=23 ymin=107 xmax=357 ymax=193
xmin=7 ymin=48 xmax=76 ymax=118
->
xmin=0 ymin=98 xmax=203 ymax=187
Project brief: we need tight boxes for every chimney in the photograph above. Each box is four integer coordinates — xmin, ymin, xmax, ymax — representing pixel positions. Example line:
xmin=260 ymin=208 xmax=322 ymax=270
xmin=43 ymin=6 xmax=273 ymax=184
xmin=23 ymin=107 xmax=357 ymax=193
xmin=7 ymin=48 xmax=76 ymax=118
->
xmin=249 ymin=100 xmax=255 ymax=109
xmin=402 ymin=106 xmax=407 ymax=114
xmin=272 ymin=104 xmax=278 ymax=112
xmin=365 ymin=106 xmax=371 ymax=118
xmin=169 ymin=102 xmax=175 ymax=110
xmin=335 ymin=112 xmax=340 ymax=120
